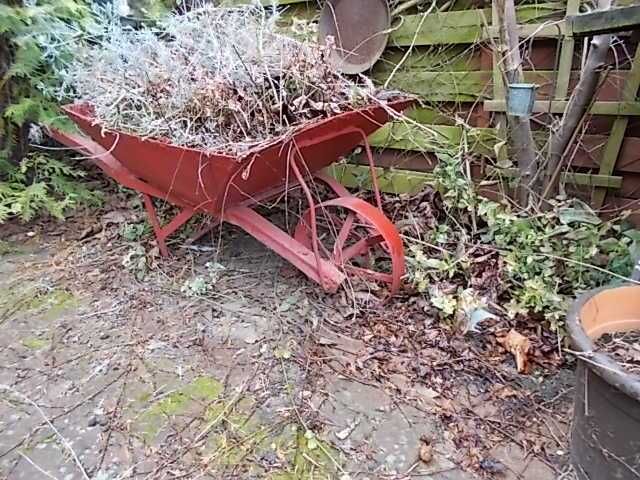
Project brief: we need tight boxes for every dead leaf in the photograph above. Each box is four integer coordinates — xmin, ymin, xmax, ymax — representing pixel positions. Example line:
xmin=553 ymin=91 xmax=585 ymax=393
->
xmin=494 ymin=385 xmax=520 ymax=399
xmin=334 ymin=419 xmax=359 ymax=440
xmin=410 ymin=385 xmax=441 ymax=405
xmin=101 ymin=210 xmax=128 ymax=225
xmin=243 ymin=331 xmax=260 ymax=344
xmin=500 ymin=329 xmax=531 ymax=373
xmin=77 ymin=224 xmax=101 ymax=240
xmin=419 ymin=438 xmax=433 ymax=464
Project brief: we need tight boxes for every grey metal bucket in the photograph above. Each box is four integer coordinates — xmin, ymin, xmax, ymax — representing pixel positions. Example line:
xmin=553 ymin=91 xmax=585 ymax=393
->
xmin=507 ymin=83 xmax=537 ymax=117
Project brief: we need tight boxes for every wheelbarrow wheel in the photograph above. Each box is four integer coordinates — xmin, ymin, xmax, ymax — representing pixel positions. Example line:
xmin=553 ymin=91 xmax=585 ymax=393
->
xmin=294 ymin=195 xmax=405 ymax=295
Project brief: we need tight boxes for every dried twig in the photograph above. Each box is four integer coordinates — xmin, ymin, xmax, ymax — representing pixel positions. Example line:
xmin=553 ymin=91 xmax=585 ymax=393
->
xmin=0 ymin=384 xmax=91 ymax=480
xmin=60 ymin=4 xmax=380 ymax=155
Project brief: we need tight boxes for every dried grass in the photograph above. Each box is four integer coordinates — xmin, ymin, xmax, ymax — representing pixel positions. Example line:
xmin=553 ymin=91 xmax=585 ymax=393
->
xmin=61 ymin=3 xmax=380 ymax=155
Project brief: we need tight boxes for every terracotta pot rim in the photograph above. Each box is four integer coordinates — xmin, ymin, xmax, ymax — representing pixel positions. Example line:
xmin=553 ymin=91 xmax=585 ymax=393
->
xmin=566 ymin=284 xmax=640 ymax=402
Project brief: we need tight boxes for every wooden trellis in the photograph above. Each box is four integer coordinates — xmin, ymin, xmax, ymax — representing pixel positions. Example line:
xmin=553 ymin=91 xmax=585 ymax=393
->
xmin=486 ymin=1 xmax=640 ymax=201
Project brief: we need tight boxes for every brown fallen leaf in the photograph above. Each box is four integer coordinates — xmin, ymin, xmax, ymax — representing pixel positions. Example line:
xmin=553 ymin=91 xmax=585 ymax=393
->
xmin=494 ymin=384 xmax=520 ymax=399
xmin=419 ymin=438 xmax=433 ymax=464
xmin=500 ymin=329 xmax=531 ymax=373
xmin=101 ymin=210 xmax=128 ymax=226
xmin=77 ymin=224 xmax=101 ymax=240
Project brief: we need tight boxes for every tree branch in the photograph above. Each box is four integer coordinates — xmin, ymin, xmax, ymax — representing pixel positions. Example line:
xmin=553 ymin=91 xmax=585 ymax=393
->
xmin=543 ymin=0 xmax=614 ymax=202
xmin=495 ymin=0 xmax=538 ymax=207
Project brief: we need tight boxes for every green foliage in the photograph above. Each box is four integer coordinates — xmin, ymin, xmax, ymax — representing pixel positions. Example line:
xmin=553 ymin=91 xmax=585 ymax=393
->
xmin=406 ymin=153 xmax=637 ymax=331
xmin=1 ymin=1 xmax=91 ymax=158
xmin=122 ymin=244 xmax=148 ymax=280
xmin=0 ymin=154 xmax=101 ymax=222
xmin=0 ymin=0 xmax=98 ymax=223
xmin=181 ymin=262 xmax=227 ymax=297
xmin=0 ymin=1 xmax=178 ymax=225
xmin=120 ymin=222 xmax=150 ymax=242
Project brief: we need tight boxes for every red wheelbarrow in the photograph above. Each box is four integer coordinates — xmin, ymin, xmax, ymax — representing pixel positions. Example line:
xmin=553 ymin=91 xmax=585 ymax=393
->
xmin=49 ymin=99 xmax=414 ymax=294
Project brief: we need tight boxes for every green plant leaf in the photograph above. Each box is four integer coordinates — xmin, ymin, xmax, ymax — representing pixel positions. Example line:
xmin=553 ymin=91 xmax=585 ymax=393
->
xmin=8 ymin=41 xmax=42 ymax=78
xmin=3 ymin=98 xmax=40 ymax=125
xmin=0 ymin=4 xmax=24 ymax=34
xmin=557 ymin=200 xmax=601 ymax=225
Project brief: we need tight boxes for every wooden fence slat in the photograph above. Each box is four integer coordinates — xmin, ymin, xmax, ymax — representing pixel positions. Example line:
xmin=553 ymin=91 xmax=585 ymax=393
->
xmin=491 ymin=0 xmax=505 ymax=98
xmin=568 ymin=5 xmax=640 ymax=36
xmin=486 ymin=23 xmax=566 ymax=38
xmin=325 ymin=164 xmax=622 ymax=195
xmin=373 ymin=46 xmax=479 ymax=73
xmin=591 ymin=45 xmax=640 ymax=208
xmin=389 ymin=3 xmax=563 ymax=46
xmin=490 ymin=0 xmax=510 ymax=166
xmin=485 ymin=99 xmax=640 ymax=115
xmin=390 ymin=9 xmax=485 ymax=46
xmin=372 ymin=70 xmax=492 ymax=100
xmin=326 ymin=165 xmax=433 ymax=195
xmin=554 ymin=0 xmax=580 ymax=99
xmin=368 ymin=123 xmax=499 ymax=155
xmin=492 ymin=168 xmax=623 ymax=188
xmin=374 ymin=69 xmax=629 ymax=101
xmin=582 ymin=136 xmax=640 ymax=173
xmin=367 ymin=123 xmax=640 ymax=176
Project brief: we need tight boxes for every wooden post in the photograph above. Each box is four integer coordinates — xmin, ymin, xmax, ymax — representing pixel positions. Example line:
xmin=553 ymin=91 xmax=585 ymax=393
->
xmin=495 ymin=0 xmax=538 ymax=207
xmin=491 ymin=0 xmax=509 ymax=168
xmin=544 ymin=0 xmax=613 ymax=201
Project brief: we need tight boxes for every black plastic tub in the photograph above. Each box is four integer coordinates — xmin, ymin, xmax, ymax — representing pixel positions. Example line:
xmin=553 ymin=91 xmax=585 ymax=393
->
xmin=567 ymin=285 xmax=640 ymax=480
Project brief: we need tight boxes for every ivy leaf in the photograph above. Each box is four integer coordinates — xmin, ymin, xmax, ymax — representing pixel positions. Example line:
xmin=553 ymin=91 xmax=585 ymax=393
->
xmin=624 ymin=229 xmax=640 ymax=244
xmin=557 ymin=200 xmax=601 ymax=226
xmin=429 ymin=286 xmax=457 ymax=317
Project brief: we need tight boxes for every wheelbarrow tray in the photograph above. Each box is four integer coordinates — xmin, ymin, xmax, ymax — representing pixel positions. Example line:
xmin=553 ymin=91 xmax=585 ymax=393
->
xmin=63 ymin=99 xmax=412 ymax=215
xmin=52 ymin=98 xmax=414 ymax=294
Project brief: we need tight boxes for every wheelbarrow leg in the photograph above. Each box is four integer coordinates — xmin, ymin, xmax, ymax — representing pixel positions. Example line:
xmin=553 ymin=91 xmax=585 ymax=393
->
xmin=222 ymin=206 xmax=345 ymax=292
xmin=141 ymin=194 xmax=195 ymax=257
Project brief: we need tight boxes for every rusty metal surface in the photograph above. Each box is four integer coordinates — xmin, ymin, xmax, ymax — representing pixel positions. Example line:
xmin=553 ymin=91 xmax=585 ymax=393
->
xmin=319 ymin=0 xmax=390 ymax=74
xmin=62 ymin=100 xmax=411 ymax=216
xmin=52 ymin=99 xmax=413 ymax=294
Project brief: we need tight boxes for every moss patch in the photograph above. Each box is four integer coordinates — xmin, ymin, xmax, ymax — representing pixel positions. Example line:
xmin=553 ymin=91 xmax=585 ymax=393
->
xmin=0 ymin=240 xmax=24 ymax=256
xmin=28 ymin=289 xmax=78 ymax=320
xmin=131 ymin=377 xmax=341 ymax=477
xmin=21 ymin=337 xmax=48 ymax=350
xmin=265 ymin=426 xmax=339 ymax=480
xmin=0 ymin=286 xmax=78 ymax=321
xmin=136 ymin=376 xmax=224 ymax=440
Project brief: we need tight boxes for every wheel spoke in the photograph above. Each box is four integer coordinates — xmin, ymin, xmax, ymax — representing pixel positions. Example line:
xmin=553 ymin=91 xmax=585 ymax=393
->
xmin=333 ymin=212 xmax=355 ymax=261
xmin=340 ymin=234 xmax=384 ymax=263
xmin=345 ymin=265 xmax=394 ymax=284
xmin=294 ymin=175 xmax=406 ymax=295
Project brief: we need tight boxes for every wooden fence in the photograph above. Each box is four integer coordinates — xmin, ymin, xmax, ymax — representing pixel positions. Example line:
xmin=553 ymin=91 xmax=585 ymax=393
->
xmin=234 ymin=0 xmax=640 ymax=217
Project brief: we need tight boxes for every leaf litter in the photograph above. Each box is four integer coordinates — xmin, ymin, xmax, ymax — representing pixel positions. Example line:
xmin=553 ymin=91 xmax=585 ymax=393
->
xmin=310 ymin=185 xmax=577 ymax=475
xmin=595 ymin=330 xmax=640 ymax=375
